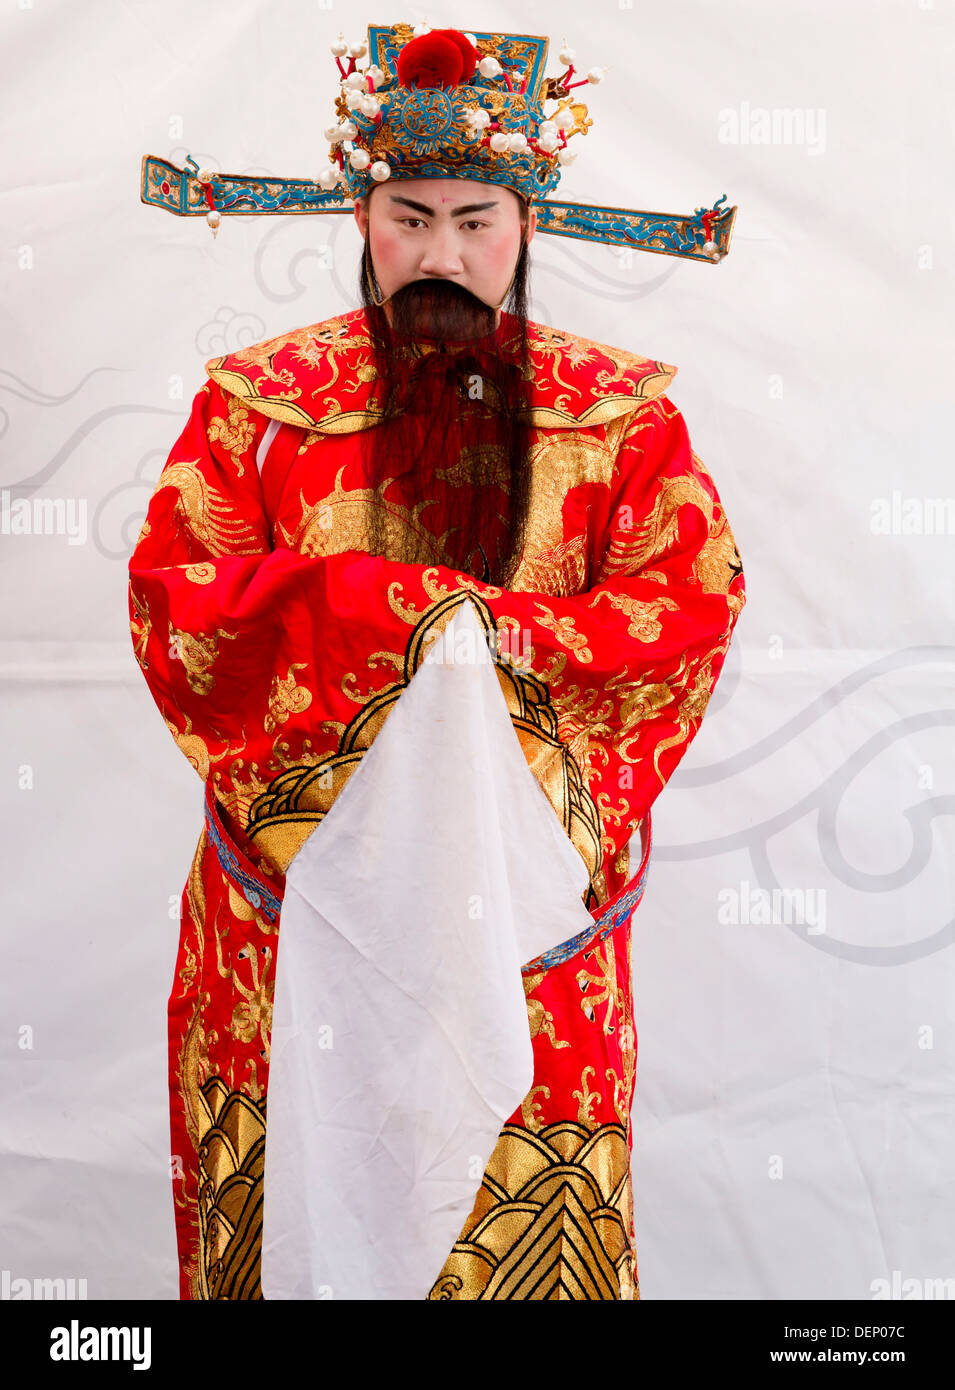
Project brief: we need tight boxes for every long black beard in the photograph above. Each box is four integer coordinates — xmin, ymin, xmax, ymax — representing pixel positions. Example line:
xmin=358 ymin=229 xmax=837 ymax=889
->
xmin=356 ymin=251 xmax=533 ymax=587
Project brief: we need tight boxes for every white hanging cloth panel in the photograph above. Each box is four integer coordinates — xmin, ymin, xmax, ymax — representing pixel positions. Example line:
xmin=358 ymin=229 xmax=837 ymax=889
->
xmin=261 ymin=598 xmax=595 ymax=1299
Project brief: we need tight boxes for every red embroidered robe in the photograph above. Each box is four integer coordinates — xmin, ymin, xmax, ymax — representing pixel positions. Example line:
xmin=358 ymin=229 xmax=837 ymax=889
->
xmin=128 ymin=306 xmax=745 ymax=1300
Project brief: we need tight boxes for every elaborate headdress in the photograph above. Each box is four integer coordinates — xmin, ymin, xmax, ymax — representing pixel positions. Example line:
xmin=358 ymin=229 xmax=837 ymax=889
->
xmin=141 ymin=22 xmax=736 ymax=265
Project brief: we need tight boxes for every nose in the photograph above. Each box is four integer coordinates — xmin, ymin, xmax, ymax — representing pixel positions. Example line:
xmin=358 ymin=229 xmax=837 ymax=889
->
xmin=417 ymin=225 xmax=464 ymax=279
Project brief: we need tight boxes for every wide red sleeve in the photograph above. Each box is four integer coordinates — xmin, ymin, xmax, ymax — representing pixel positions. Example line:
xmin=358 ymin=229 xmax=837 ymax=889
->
xmin=460 ymin=396 xmax=746 ymax=887
xmin=127 ymin=380 xmax=413 ymax=780
xmin=127 ymin=379 xmax=495 ymax=820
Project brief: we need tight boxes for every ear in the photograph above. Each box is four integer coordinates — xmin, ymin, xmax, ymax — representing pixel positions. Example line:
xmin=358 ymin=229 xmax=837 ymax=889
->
xmin=525 ymin=204 xmax=538 ymax=247
xmin=353 ymin=196 xmax=369 ymax=239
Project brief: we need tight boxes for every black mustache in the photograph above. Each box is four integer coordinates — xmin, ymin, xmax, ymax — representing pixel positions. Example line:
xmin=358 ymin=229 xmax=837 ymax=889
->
xmin=388 ymin=278 xmax=496 ymax=341
xmin=391 ymin=278 xmax=487 ymax=306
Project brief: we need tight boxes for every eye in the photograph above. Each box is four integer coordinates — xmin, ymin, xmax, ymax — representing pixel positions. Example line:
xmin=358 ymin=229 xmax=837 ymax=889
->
xmin=461 ymin=220 xmax=488 ymax=231
xmin=399 ymin=217 xmax=427 ymax=229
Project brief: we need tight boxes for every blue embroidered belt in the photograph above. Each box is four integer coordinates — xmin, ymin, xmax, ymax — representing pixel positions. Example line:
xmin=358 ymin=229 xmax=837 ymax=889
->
xmin=203 ymin=782 xmax=651 ymax=971
xmin=520 ymin=815 xmax=653 ymax=973
xmin=203 ymin=784 xmax=282 ymax=925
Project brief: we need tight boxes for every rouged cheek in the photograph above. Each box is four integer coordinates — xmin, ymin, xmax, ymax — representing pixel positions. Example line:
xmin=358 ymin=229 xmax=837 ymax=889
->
xmin=478 ymin=234 xmax=521 ymax=275
xmin=467 ymin=231 xmax=522 ymax=294
xmin=369 ymin=226 xmax=414 ymax=278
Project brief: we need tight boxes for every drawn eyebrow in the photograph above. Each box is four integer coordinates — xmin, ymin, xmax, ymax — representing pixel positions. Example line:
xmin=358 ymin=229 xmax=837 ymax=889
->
xmin=388 ymin=195 xmax=500 ymax=217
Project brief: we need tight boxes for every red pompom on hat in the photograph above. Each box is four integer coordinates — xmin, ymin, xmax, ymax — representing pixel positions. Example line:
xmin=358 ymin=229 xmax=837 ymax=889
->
xmin=428 ymin=28 xmax=478 ymax=78
xmin=396 ymin=29 xmax=476 ymax=88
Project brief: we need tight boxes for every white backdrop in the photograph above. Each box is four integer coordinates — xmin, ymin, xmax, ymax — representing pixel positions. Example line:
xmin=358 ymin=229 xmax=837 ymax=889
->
xmin=2 ymin=0 xmax=953 ymax=1301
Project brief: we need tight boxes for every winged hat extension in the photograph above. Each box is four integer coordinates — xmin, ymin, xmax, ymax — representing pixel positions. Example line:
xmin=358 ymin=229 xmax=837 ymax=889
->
xmin=141 ymin=21 xmax=736 ymax=264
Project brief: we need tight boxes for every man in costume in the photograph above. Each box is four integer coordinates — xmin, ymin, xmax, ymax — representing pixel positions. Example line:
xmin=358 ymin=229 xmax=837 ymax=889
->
xmin=131 ymin=22 xmax=744 ymax=1300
